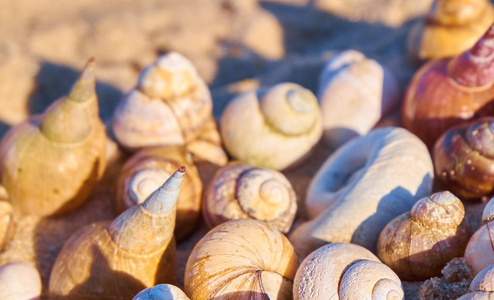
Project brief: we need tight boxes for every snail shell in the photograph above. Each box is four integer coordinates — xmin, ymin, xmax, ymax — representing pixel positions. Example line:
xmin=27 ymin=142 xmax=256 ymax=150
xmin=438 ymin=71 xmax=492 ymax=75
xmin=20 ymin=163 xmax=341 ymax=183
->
xmin=0 ymin=200 xmax=14 ymax=252
xmin=49 ymin=168 xmax=185 ymax=299
xmin=289 ymin=127 xmax=433 ymax=258
xmin=115 ymin=146 xmax=202 ymax=240
xmin=317 ymin=50 xmax=400 ymax=148
xmin=458 ymin=264 xmax=494 ymax=299
xmin=377 ymin=191 xmax=472 ymax=281
xmin=202 ymin=162 xmax=297 ymax=233
xmin=184 ymin=219 xmax=299 ymax=300
xmin=433 ymin=117 xmax=494 ymax=199
xmin=0 ymin=59 xmax=107 ymax=216
xmin=0 ymin=262 xmax=42 ymax=300
xmin=465 ymin=196 xmax=494 ymax=273
xmin=403 ymin=24 xmax=494 ymax=148
xmin=133 ymin=284 xmax=189 ymax=300
xmin=408 ymin=0 xmax=494 ymax=61
xmin=220 ymin=82 xmax=322 ymax=170
xmin=294 ymin=243 xmax=404 ymax=300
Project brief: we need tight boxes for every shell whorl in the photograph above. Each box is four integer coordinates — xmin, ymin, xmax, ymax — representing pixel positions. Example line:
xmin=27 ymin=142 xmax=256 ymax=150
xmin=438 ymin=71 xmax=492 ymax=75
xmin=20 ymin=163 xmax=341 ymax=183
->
xmin=428 ymin=0 xmax=486 ymax=26
xmin=133 ymin=284 xmax=190 ymax=300
xmin=125 ymin=168 xmax=172 ymax=208
xmin=411 ymin=191 xmax=465 ymax=228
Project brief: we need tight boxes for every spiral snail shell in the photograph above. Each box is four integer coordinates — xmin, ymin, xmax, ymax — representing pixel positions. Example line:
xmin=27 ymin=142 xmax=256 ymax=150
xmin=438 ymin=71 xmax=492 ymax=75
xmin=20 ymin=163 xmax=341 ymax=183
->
xmin=289 ymin=127 xmax=433 ymax=258
xmin=0 ymin=262 xmax=42 ymax=300
xmin=115 ymin=146 xmax=202 ymax=240
xmin=49 ymin=167 xmax=185 ymax=299
xmin=408 ymin=0 xmax=494 ymax=61
xmin=403 ymin=23 xmax=494 ymax=148
xmin=294 ymin=243 xmax=404 ymax=300
xmin=185 ymin=219 xmax=299 ymax=300
xmin=458 ymin=264 xmax=494 ymax=299
xmin=433 ymin=117 xmax=494 ymax=199
xmin=220 ymin=82 xmax=322 ymax=170
xmin=317 ymin=50 xmax=400 ymax=148
xmin=202 ymin=162 xmax=297 ymax=233
xmin=377 ymin=191 xmax=472 ymax=281
xmin=0 ymin=59 xmax=107 ymax=216
xmin=133 ymin=284 xmax=189 ymax=300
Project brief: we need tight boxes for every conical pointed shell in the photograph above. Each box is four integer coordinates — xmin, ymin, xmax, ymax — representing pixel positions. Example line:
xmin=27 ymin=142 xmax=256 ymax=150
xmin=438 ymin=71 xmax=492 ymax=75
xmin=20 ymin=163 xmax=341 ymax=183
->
xmin=133 ymin=284 xmax=189 ymax=300
xmin=220 ymin=82 xmax=322 ymax=170
xmin=0 ymin=263 xmax=42 ymax=300
xmin=185 ymin=219 xmax=298 ymax=300
xmin=0 ymin=59 xmax=107 ymax=216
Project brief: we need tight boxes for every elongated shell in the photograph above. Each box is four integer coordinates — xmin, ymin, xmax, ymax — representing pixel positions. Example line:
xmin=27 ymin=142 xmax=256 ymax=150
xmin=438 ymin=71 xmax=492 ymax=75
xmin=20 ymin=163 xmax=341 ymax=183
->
xmin=49 ymin=168 xmax=185 ymax=299
xmin=294 ymin=243 xmax=404 ymax=300
xmin=185 ymin=219 xmax=299 ymax=300
xmin=289 ymin=127 xmax=433 ymax=258
xmin=133 ymin=284 xmax=189 ymax=300
xmin=408 ymin=0 xmax=494 ymax=61
xmin=202 ymin=162 xmax=297 ymax=233
xmin=465 ymin=197 xmax=494 ymax=273
xmin=0 ymin=262 xmax=42 ymax=300
xmin=220 ymin=82 xmax=322 ymax=170
xmin=115 ymin=146 xmax=202 ymax=240
xmin=317 ymin=50 xmax=399 ymax=148
xmin=377 ymin=191 xmax=472 ymax=280
xmin=0 ymin=59 xmax=107 ymax=216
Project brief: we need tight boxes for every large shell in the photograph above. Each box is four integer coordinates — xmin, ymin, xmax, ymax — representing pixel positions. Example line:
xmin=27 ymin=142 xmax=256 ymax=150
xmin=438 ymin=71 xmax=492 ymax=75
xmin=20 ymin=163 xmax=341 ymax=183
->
xmin=133 ymin=284 xmax=189 ymax=300
xmin=289 ymin=127 xmax=433 ymax=258
xmin=294 ymin=243 xmax=404 ymax=300
xmin=465 ymin=196 xmax=494 ymax=273
xmin=184 ymin=219 xmax=299 ymax=300
xmin=317 ymin=50 xmax=400 ymax=148
xmin=0 ymin=262 xmax=42 ymax=300
xmin=458 ymin=264 xmax=494 ymax=299
xmin=377 ymin=191 xmax=472 ymax=280
xmin=49 ymin=168 xmax=185 ymax=299
xmin=0 ymin=59 xmax=107 ymax=216
xmin=220 ymin=82 xmax=322 ymax=170
xmin=114 ymin=146 xmax=202 ymax=240
xmin=202 ymin=162 xmax=297 ymax=233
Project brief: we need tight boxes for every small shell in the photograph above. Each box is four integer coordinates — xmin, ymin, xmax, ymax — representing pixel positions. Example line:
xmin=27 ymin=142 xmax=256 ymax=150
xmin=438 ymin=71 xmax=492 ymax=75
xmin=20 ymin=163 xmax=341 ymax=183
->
xmin=220 ymin=82 xmax=322 ymax=170
xmin=202 ymin=162 xmax=297 ymax=233
xmin=185 ymin=219 xmax=299 ymax=300
xmin=458 ymin=264 xmax=494 ymax=299
xmin=0 ymin=262 xmax=42 ymax=300
xmin=317 ymin=50 xmax=399 ymax=148
xmin=294 ymin=243 xmax=404 ymax=300
xmin=133 ymin=284 xmax=189 ymax=300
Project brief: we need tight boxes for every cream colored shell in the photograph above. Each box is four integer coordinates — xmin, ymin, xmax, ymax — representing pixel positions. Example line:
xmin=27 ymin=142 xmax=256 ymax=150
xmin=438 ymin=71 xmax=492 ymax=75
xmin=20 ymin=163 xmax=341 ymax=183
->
xmin=220 ymin=82 xmax=322 ymax=170
xmin=133 ymin=284 xmax=189 ymax=300
xmin=202 ymin=162 xmax=297 ymax=233
xmin=465 ymin=196 xmax=494 ymax=273
xmin=317 ymin=50 xmax=399 ymax=148
xmin=289 ymin=127 xmax=433 ymax=258
xmin=294 ymin=243 xmax=404 ymax=300
xmin=0 ymin=262 xmax=42 ymax=300
xmin=458 ymin=264 xmax=494 ymax=299
xmin=185 ymin=219 xmax=299 ymax=300
xmin=0 ymin=200 xmax=14 ymax=251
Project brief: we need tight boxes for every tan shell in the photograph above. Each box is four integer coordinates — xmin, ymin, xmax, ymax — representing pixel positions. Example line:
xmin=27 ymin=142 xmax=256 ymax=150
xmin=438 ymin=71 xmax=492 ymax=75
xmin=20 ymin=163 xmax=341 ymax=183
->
xmin=0 ymin=262 xmax=42 ymax=300
xmin=0 ymin=200 xmax=14 ymax=251
xmin=133 ymin=284 xmax=189 ymax=300
xmin=289 ymin=127 xmax=434 ymax=258
xmin=318 ymin=50 xmax=400 ymax=148
xmin=202 ymin=162 xmax=297 ymax=233
xmin=220 ymin=82 xmax=322 ymax=170
xmin=377 ymin=191 xmax=472 ymax=281
xmin=0 ymin=59 xmax=107 ymax=216
xmin=184 ymin=219 xmax=299 ymax=300
xmin=114 ymin=146 xmax=202 ymax=240
xmin=294 ymin=243 xmax=404 ymax=300
xmin=458 ymin=264 xmax=494 ymax=299
xmin=49 ymin=168 xmax=185 ymax=299
xmin=465 ymin=196 xmax=494 ymax=273
xmin=408 ymin=0 xmax=494 ymax=61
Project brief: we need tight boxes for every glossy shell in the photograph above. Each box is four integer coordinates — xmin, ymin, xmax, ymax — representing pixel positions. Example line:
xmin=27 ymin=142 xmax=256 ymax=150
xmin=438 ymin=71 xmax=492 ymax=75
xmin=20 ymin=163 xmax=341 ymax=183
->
xmin=465 ymin=197 xmax=494 ymax=273
xmin=133 ymin=284 xmax=189 ymax=300
xmin=0 ymin=262 xmax=42 ymax=300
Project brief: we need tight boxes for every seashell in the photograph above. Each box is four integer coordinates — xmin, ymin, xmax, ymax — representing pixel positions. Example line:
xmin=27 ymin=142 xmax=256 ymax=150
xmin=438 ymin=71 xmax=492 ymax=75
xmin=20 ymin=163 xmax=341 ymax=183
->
xmin=220 ymin=82 xmax=322 ymax=170
xmin=0 ymin=58 xmax=107 ymax=216
xmin=377 ymin=191 xmax=472 ymax=281
xmin=289 ymin=127 xmax=434 ymax=258
xmin=185 ymin=219 xmax=299 ymax=300
xmin=202 ymin=162 xmax=297 ymax=233
xmin=317 ymin=50 xmax=400 ymax=148
xmin=458 ymin=263 xmax=494 ymax=299
xmin=49 ymin=167 xmax=185 ymax=299
xmin=133 ymin=284 xmax=189 ymax=300
xmin=0 ymin=200 xmax=14 ymax=251
xmin=433 ymin=117 xmax=494 ymax=199
xmin=0 ymin=262 xmax=42 ymax=300
xmin=114 ymin=146 xmax=202 ymax=240
xmin=294 ymin=243 xmax=404 ymax=300
xmin=408 ymin=0 xmax=494 ymax=61
xmin=112 ymin=52 xmax=227 ymax=165
xmin=403 ymin=23 xmax=494 ymax=148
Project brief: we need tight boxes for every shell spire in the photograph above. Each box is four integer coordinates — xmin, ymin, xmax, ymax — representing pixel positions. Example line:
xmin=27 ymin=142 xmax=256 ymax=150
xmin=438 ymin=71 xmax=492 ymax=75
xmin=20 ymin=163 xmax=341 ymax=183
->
xmin=142 ymin=166 xmax=185 ymax=214
xmin=449 ymin=23 xmax=494 ymax=87
xmin=68 ymin=57 xmax=96 ymax=103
